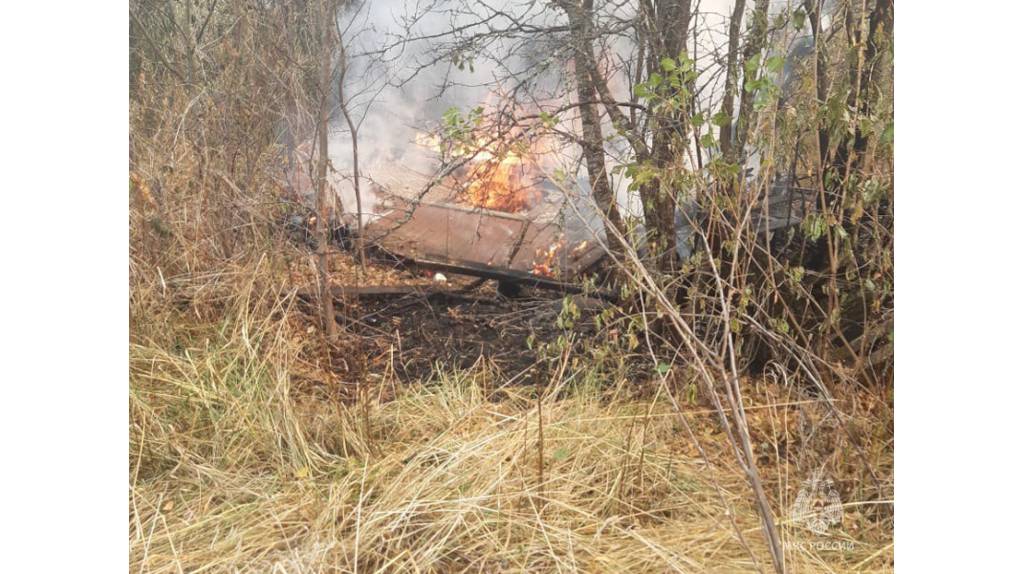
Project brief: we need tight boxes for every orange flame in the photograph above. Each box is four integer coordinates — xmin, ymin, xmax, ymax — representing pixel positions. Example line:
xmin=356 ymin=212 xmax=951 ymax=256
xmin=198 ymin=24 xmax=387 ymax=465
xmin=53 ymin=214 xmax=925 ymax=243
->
xmin=415 ymin=128 xmax=548 ymax=213
xmin=530 ymin=239 xmax=592 ymax=277
xmin=463 ymin=142 xmax=541 ymax=212
xmin=531 ymin=238 xmax=565 ymax=277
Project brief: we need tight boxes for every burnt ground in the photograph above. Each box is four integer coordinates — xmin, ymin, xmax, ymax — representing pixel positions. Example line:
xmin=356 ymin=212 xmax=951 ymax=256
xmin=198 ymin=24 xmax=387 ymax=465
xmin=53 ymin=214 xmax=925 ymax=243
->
xmin=333 ymin=282 xmax=601 ymax=384
xmin=284 ymin=237 xmax=608 ymax=395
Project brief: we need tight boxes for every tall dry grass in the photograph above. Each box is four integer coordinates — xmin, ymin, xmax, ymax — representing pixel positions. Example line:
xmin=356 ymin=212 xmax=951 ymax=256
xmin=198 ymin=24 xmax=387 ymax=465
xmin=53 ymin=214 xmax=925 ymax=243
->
xmin=130 ymin=271 xmax=892 ymax=573
xmin=129 ymin=2 xmax=893 ymax=571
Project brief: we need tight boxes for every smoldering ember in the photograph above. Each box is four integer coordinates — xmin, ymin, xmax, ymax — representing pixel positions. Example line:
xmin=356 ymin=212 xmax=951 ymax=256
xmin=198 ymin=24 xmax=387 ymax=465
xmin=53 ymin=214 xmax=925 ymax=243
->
xmin=129 ymin=0 xmax=894 ymax=572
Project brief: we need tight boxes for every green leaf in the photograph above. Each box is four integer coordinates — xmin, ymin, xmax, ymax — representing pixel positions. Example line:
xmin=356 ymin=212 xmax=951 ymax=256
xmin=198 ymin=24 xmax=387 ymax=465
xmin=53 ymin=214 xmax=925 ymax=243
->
xmin=552 ymin=447 xmax=570 ymax=461
xmin=711 ymin=111 xmax=731 ymax=127
xmin=754 ymin=85 xmax=777 ymax=110
xmin=656 ymin=362 xmax=671 ymax=376
xmin=772 ymin=317 xmax=791 ymax=335
xmin=882 ymin=123 xmax=894 ymax=145
xmin=700 ymin=132 xmax=716 ymax=148
xmin=660 ymin=57 xmax=677 ymax=72
xmin=686 ymin=383 xmax=698 ymax=405
xmin=765 ymin=55 xmax=785 ymax=74
xmin=793 ymin=9 xmax=806 ymax=31
xmin=744 ymin=54 xmax=761 ymax=75
xmin=786 ymin=265 xmax=805 ymax=284
xmin=801 ymin=213 xmax=827 ymax=242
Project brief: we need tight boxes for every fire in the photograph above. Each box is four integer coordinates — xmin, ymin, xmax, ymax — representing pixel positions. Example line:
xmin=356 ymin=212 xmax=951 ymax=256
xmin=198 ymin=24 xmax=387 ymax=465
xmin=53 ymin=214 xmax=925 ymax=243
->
xmin=415 ymin=128 xmax=546 ymax=213
xmin=531 ymin=239 xmax=591 ymax=277
xmin=531 ymin=238 xmax=565 ymax=277
xmin=571 ymin=240 xmax=589 ymax=257
xmin=531 ymin=263 xmax=555 ymax=278
xmin=463 ymin=142 xmax=541 ymax=212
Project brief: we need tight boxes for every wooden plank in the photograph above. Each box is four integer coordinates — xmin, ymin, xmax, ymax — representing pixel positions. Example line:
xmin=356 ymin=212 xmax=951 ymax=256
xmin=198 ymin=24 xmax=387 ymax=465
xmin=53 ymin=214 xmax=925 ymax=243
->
xmin=295 ymin=285 xmax=435 ymax=299
xmin=295 ymin=284 xmax=499 ymax=305
xmin=403 ymin=255 xmax=618 ymax=301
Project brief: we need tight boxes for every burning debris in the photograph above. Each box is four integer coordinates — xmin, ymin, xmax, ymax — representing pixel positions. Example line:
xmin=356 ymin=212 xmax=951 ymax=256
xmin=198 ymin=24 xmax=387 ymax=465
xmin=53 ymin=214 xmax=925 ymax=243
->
xmin=415 ymin=129 xmax=547 ymax=213
xmin=346 ymin=120 xmax=607 ymax=287
xmin=364 ymin=196 xmax=604 ymax=285
xmin=464 ymin=148 xmax=541 ymax=212
xmin=530 ymin=237 xmax=595 ymax=278
xmin=282 ymin=100 xmax=608 ymax=290
xmin=531 ymin=238 xmax=564 ymax=278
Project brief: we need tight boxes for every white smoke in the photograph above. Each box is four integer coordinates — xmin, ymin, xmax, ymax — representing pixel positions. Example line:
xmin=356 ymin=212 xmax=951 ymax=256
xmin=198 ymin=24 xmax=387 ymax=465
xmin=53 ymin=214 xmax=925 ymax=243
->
xmin=322 ymin=0 xmax=811 ymax=231
xmin=326 ymin=0 xmax=563 ymax=224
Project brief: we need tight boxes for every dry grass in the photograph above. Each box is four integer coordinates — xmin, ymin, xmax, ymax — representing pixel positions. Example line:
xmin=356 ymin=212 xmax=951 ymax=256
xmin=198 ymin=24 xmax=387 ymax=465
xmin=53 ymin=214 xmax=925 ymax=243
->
xmin=129 ymin=2 xmax=893 ymax=569
xmin=129 ymin=272 xmax=893 ymax=573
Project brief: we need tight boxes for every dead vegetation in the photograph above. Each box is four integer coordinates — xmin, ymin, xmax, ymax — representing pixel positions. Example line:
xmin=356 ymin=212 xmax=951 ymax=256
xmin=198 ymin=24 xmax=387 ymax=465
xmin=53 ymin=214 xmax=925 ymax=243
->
xmin=130 ymin=278 xmax=892 ymax=572
xmin=130 ymin=0 xmax=894 ymax=572
xmin=129 ymin=248 xmax=893 ymax=572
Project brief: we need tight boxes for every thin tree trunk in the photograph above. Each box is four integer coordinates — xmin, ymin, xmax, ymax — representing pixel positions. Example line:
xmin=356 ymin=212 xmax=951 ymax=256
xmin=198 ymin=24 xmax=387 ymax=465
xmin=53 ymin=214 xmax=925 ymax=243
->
xmin=852 ymin=0 xmax=892 ymax=165
xmin=833 ymin=0 xmax=892 ymax=180
xmin=804 ymin=0 xmax=831 ymax=171
xmin=733 ymin=0 xmax=770 ymax=162
xmin=833 ymin=0 xmax=867 ymax=184
xmin=315 ymin=5 xmax=337 ymax=342
xmin=719 ymin=0 xmax=746 ymax=162
xmin=338 ymin=42 xmax=366 ymax=272
xmin=560 ymin=0 xmax=627 ymax=254
xmin=639 ymin=0 xmax=692 ymax=272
